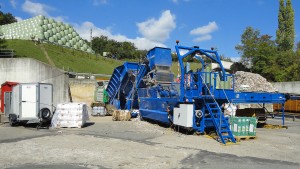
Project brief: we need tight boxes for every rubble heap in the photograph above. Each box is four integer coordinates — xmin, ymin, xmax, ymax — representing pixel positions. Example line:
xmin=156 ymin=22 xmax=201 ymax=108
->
xmin=234 ymin=71 xmax=277 ymax=92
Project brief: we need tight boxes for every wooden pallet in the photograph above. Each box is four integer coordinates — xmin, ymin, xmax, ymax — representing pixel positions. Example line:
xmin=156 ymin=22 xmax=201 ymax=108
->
xmin=234 ymin=136 xmax=257 ymax=142
xmin=263 ymin=124 xmax=288 ymax=129
xmin=54 ymin=125 xmax=83 ymax=129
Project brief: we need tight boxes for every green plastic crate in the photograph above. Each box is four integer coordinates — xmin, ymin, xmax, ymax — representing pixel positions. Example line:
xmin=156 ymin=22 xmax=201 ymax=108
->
xmin=230 ymin=116 xmax=242 ymax=136
xmin=241 ymin=117 xmax=247 ymax=136
xmin=249 ymin=117 xmax=257 ymax=136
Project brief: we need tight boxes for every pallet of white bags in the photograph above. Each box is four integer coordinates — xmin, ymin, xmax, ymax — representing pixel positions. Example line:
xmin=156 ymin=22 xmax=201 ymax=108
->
xmin=51 ymin=102 xmax=89 ymax=129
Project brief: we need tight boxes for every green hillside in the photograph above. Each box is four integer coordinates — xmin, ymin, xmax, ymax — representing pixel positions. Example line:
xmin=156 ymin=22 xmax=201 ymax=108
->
xmin=5 ymin=40 xmax=123 ymax=75
xmin=4 ymin=39 xmax=202 ymax=76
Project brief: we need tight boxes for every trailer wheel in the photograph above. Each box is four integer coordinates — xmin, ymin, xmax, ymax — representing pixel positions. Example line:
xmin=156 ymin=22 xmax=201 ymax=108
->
xmin=40 ymin=108 xmax=51 ymax=120
xmin=9 ymin=115 xmax=17 ymax=127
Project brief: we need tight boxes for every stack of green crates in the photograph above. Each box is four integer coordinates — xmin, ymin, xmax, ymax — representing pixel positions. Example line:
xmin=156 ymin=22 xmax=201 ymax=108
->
xmin=229 ymin=116 xmax=257 ymax=136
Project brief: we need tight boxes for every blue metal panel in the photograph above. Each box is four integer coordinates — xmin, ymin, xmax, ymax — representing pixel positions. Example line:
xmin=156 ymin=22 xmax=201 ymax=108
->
xmin=106 ymin=62 xmax=148 ymax=108
xmin=147 ymin=47 xmax=172 ymax=70
xmin=232 ymin=92 xmax=286 ymax=103
xmin=139 ymin=109 xmax=170 ymax=124
xmin=139 ymin=98 xmax=168 ymax=112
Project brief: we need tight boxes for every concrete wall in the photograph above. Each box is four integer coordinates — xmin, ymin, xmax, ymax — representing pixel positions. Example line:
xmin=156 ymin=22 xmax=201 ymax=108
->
xmin=0 ymin=58 xmax=70 ymax=107
xmin=273 ymin=81 xmax=300 ymax=95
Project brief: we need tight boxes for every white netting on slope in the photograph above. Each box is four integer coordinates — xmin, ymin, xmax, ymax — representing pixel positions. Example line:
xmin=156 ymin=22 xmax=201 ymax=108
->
xmin=0 ymin=15 xmax=93 ymax=53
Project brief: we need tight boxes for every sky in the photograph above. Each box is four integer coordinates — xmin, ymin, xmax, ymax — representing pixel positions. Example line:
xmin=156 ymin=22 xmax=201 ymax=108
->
xmin=0 ymin=0 xmax=300 ymax=60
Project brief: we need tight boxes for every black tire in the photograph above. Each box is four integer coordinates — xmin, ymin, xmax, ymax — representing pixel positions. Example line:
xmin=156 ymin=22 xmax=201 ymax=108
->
xmin=40 ymin=108 xmax=51 ymax=120
xmin=9 ymin=115 xmax=17 ymax=127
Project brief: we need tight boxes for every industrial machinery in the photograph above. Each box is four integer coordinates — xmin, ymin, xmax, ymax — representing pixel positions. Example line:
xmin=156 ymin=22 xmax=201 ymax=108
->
xmin=9 ymin=83 xmax=53 ymax=127
xmin=107 ymin=44 xmax=286 ymax=144
xmin=106 ymin=62 xmax=148 ymax=110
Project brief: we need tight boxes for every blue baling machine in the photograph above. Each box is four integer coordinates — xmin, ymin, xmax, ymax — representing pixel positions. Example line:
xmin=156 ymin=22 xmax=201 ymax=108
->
xmin=107 ymin=44 xmax=287 ymax=144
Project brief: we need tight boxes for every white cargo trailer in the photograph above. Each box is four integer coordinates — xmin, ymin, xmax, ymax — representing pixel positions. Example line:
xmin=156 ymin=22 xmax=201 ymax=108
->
xmin=9 ymin=83 xmax=53 ymax=126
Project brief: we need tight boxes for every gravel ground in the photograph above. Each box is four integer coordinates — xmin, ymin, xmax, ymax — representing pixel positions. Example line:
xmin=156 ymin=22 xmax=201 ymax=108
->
xmin=0 ymin=116 xmax=299 ymax=169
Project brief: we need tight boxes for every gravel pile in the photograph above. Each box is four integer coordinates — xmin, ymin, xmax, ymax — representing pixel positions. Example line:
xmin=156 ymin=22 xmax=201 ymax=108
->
xmin=234 ymin=71 xmax=277 ymax=92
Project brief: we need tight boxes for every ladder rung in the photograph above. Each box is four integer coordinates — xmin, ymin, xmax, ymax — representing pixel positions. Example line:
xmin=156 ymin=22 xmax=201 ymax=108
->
xmin=215 ymin=124 xmax=225 ymax=128
xmin=218 ymin=124 xmax=227 ymax=128
xmin=221 ymin=135 xmax=232 ymax=139
xmin=221 ymin=130 xmax=230 ymax=133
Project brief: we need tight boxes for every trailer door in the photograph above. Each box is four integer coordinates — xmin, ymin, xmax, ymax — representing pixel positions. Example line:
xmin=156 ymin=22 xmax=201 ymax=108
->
xmin=21 ymin=84 xmax=37 ymax=118
xmin=39 ymin=84 xmax=53 ymax=112
xmin=4 ymin=92 xmax=12 ymax=117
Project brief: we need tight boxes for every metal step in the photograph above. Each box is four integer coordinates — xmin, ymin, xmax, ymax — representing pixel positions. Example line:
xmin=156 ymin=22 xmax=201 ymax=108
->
xmin=221 ymin=130 xmax=230 ymax=133
xmin=205 ymin=102 xmax=236 ymax=144
xmin=221 ymin=135 xmax=231 ymax=139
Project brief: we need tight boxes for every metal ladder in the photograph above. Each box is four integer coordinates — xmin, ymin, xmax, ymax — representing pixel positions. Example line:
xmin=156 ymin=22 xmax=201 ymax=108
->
xmin=205 ymin=101 xmax=236 ymax=144
xmin=199 ymin=74 xmax=236 ymax=144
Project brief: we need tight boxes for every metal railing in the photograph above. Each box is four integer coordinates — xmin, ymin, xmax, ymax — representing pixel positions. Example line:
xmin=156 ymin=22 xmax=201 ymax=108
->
xmin=0 ymin=49 xmax=14 ymax=58
xmin=67 ymin=72 xmax=111 ymax=80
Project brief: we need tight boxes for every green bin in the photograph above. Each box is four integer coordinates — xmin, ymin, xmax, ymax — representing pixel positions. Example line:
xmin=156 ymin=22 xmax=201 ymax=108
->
xmin=230 ymin=117 xmax=241 ymax=136
xmin=248 ymin=117 xmax=257 ymax=136
xmin=241 ymin=117 xmax=247 ymax=136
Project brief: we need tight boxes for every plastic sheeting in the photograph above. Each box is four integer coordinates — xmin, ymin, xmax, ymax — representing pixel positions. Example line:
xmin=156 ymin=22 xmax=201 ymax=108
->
xmin=92 ymin=106 xmax=106 ymax=116
xmin=0 ymin=15 xmax=94 ymax=53
xmin=51 ymin=103 xmax=89 ymax=128
xmin=112 ymin=110 xmax=131 ymax=121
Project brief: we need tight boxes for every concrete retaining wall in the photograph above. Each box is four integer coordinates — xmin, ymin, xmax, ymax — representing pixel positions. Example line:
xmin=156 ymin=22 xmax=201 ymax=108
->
xmin=273 ymin=81 xmax=300 ymax=95
xmin=0 ymin=58 xmax=71 ymax=107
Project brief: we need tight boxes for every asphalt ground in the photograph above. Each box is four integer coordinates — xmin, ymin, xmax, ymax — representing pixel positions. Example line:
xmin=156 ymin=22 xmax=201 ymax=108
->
xmin=0 ymin=116 xmax=299 ymax=169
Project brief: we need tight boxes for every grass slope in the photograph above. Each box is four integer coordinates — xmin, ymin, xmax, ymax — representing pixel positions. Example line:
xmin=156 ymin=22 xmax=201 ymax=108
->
xmin=5 ymin=40 xmax=203 ymax=76
xmin=5 ymin=40 xmax=123 ymax=75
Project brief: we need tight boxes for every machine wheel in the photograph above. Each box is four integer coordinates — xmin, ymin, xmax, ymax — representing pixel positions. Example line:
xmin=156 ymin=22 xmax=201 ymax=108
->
xmin=139 ymin=114 xmax=144 ymax=121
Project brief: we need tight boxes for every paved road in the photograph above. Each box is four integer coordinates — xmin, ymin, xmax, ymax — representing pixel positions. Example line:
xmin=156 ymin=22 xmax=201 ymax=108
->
xmin=0 ymin=117 xmax=299 ymax=169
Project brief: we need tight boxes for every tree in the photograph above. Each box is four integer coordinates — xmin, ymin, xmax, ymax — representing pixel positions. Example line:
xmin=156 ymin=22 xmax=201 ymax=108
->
xmin=235 ymin=27 xmax=260 ymax=68
xmin=0 ymin=10 xmax=17 ymax=48
xmin=276 ymin=0 xmax=285 ymax=50
xmin=236 ymin=27 xmax=279 ymax=81
xmin=220 ymin=55 xmax=232 ymax=62
xmin=285 ymin=0 xmax=295 ymax=50
xmin=273 ymin=51 xmax=299 ymax=81
xmin=230 ymin=62 xmax=249 ymax=74
xmin=296 ymin=42 xmax=300 ymax=57
xmin=91 ymin=35 xmax=147 ymax=60
xmin=0 ymin=11 xmax=17 ymax=25
xmin=251 ymin=35 xmax=277 ymax=81
xmin=276 ymin=0 xmax=295 ymax=51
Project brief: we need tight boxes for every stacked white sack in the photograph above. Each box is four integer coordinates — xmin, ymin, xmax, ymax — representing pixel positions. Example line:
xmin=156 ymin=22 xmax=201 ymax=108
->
xmin=51 ymin=103 xmax=89 ymax=128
